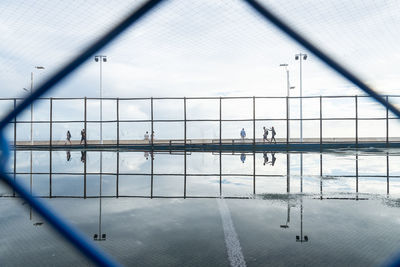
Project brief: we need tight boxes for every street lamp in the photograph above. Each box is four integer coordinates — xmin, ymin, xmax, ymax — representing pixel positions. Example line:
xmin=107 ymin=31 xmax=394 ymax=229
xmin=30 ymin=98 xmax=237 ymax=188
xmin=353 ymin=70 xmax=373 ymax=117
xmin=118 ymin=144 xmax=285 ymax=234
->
xmin=94 ymin=55 xmax=107 ymax=145
xmin=280 ymin=64 xmax=295 ymax=193
xmin=25 ymin=66 xmax=45 ymax=145
xmin=295 ymin=53 xmax=307 ymax=143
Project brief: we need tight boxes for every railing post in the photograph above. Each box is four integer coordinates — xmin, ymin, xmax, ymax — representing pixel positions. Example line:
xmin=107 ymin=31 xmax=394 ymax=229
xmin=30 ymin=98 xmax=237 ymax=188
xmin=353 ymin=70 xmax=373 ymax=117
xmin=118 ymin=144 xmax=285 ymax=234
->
xmin=13 ymin=98 xmax=17 ymax=149
xmin=219 ymin=151 xmax=222 ymax=197
xmin=355 ymin=153 xmax=359 ymax=195
xmin=286 ymin=96 xmax=289 ymax=146
xmin=355 ymin=95 xmax=358 ymax=147
xmin=117 ymin=98 xmax=119 ymax=147
xmin=84 ymin=97 xmax=87 ymax=147
xmin=50 ymin=98 xmax=53 ymax=148
xmin=253 ymin=96 xmax=255 ymax=148
xmin=184 ymin=150 xmax=187 ymax=199
xmin=320 ymin=96 xmax=322 ymax=148
xmin=184 ymin=97 xmax=186 ymax=146
xmin=253 ymin=151 xmax=255 ymax=195
xmin=151 ymin=97 xmax=154 ymax=149
xmin=49 ymin=98 xmax=53 ymax=198
xmin=219 ymin=97 xmax=222 ymax=147
xmin=320 ymin=153 xmax=323 ymax=199
xmin=13 ymin=98 xmax=16 ymax=197
xmin=116 ymin=151 xmax=119 ymax=198
xmin=387 ymin=152 xmax=389 ymax=195
xmin=386 ymin=95 xmax=389 ymax=145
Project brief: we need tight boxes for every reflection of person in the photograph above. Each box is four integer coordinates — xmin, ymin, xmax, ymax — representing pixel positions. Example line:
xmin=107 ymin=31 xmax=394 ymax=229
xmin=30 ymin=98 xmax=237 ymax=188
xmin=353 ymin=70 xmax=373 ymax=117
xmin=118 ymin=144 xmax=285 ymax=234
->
xmin=144 ymin=131 xmax=149 ymax=141
xmin=80 ymin=129 xmax=86 ymax=145
xmin=66 ymin=150 xmax=71 ymax=161
xmin=151 ymin=131 xmax=155 ymax=142
xmin=144 ymin=151 xmax=149 ymax=160
xmin=270 ymin=152 xmax=276 ymax=166
xmin=270 ymin=126 xmax=276 ymax=144
xmin=263 ymin=126 xmax=269 ymax=143
xmin=80 ymin=151 xmax=86 ymax=163
xmin=240 ymin=153 xmax=246 ymax=163
xmin=240 ymin=128 xmax=246 ymax=141
xmin=65 ymin=130 xmax=72 ymax=145
xmin=263 ymin=152 xmax=269 ymax=165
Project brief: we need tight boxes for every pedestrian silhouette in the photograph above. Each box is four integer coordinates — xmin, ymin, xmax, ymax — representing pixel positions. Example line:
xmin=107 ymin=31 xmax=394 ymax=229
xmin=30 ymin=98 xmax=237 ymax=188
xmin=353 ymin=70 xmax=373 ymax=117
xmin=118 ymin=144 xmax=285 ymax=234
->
xmin=270 ymin=126 xmax=276 ymax=144
xmin=80 ymin=129 xmax=86 ymax=145
xmin=65 ymin=130 xmax=72 ymax=145
xmin=263 ymin=126 xmax=269 ymax=143
xmin=66 ymin=150 xmax=71 ymax=161
xmin=240 ymin=128 xmax=246 ymax=141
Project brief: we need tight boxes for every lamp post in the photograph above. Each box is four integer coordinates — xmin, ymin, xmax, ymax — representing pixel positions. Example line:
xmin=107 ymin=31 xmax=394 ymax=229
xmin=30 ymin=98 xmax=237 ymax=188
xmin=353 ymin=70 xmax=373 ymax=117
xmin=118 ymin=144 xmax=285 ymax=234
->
xmin=94 ymin=55 xmax=107 ymax=145
xmin=23 ymin=66 xmax=45 ymax=145
xmin=23 ymin=66 xmax=44 ymax=219
xmin=280 ymin=64 xmax=295 ymax=193
xmin=294 ymin=53 xmax=307 ymax=143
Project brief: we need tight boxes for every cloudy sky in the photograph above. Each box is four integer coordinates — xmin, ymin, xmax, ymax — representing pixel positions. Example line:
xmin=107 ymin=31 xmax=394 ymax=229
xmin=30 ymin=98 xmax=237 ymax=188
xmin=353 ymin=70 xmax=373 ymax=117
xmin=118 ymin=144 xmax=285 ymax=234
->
xmin=1 ymin=0 xmax=400 ymax=99
xmin=1 ymin=0 xmax=400 ymax=141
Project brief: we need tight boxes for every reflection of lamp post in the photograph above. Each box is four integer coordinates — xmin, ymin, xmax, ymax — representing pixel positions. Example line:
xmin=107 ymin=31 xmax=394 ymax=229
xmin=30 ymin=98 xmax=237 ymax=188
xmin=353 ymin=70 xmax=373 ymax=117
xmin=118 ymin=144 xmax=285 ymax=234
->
xmin=296 ymin=198 xmax=308 ymax=243
xmin=93 ymin=153 xmax=106 ymax=241
xmin=280 ymin=202 xmax=291 ymax=229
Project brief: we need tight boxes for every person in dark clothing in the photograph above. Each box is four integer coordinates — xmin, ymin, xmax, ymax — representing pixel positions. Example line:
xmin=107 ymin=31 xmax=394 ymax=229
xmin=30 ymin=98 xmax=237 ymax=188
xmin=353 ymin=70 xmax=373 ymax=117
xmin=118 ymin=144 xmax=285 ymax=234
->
xmin=263 ymin=127 xmax=269 ymax=143
xmin=270 ymin=126 xmax=276 ymax=144
xmin=65 ymin=130 xmax=72 ymax=145
xmin=80 ymin=151 xmax=86 ymax=163
xmin=80 ymin=129 xmax=86 ymax=145
xmin=270 ymin=152 xmax=276 ymax=166
xmin=263 ymin=152 xmax=269 ymax=165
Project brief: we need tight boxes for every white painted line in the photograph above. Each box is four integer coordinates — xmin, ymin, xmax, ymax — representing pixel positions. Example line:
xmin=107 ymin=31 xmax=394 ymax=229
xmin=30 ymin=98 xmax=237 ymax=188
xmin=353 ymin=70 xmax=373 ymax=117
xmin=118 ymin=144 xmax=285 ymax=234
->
xmin=218 ymin=198 xmax=247 ymax=267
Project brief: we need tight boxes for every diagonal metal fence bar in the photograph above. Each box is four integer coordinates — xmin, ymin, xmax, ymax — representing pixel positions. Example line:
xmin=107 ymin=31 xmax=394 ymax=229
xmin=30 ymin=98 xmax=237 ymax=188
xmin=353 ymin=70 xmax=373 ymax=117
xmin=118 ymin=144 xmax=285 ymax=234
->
xmin=243 ymin=0 xmax=400 ymax=120
xmin=242 ymin=1 xmax=400 ymax=266
xmin=0 ymin=0 xmax=166 ymax=266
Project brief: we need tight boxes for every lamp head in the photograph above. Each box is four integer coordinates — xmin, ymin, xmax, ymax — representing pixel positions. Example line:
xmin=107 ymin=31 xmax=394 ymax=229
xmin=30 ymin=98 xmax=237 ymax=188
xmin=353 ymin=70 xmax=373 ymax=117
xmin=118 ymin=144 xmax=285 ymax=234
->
xmin=103 ymin=57 xmax=107 ymax=62
xmin=303 ymin=54 xmax=308 ymax=60
xmin=295 ymin=55 xmax=299 ymax=60
xmin=280 ymin=64 xmax=288 ymax=67
xmin=35 ymin=66 xmax=45 ymax=69
xmin=95 ymin=57 xmax=99 ymax=62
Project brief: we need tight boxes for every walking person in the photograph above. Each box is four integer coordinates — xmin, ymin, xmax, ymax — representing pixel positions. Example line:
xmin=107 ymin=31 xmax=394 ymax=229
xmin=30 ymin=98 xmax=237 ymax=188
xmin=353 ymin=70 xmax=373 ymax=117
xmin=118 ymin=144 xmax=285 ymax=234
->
xmin=240 ymin=128 xmax=246 ymax=141
xmin=263 ymin=126 xmax=269 ymax=143
xmin=270 ymin=126 xmax=276 ymax=144
xmin=80 ymin=129 xmax=86 ymax=145
xmin=66 ymin=150 xmax=71 ymax=161
xmin=65 ymin=130 xmax=72 ymax=145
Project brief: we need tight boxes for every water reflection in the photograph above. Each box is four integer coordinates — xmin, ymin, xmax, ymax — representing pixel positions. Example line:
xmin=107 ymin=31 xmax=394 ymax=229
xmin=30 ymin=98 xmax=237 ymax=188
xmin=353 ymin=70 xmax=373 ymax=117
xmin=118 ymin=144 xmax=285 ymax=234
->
xmin=2 ymin=149 xmax=400 ymax=266
xmin=4 ymin=149 xmax=400 ymax=198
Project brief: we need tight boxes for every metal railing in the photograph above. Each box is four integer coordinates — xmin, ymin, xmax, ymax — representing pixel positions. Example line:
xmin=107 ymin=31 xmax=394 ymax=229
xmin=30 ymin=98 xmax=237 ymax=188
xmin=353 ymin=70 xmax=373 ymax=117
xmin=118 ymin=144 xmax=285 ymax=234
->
xmin=4 ymin=95 xmax=400 ymax=147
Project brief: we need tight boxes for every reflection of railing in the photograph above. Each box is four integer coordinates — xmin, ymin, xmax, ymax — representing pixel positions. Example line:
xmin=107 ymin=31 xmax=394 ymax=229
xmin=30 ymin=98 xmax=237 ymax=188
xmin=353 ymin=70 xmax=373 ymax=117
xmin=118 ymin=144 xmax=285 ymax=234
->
xmin=4 ymin=150 xmax=396 ymax=198
xmin=4 ymin=95 xmax=400 ymax=147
